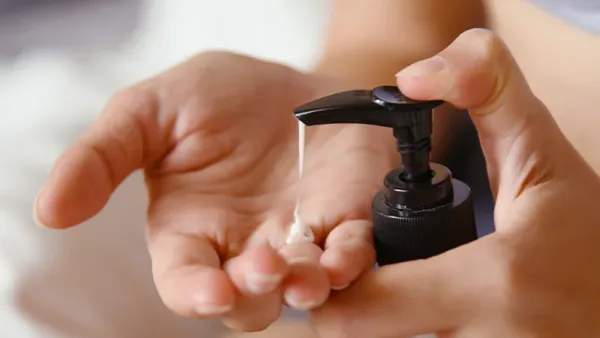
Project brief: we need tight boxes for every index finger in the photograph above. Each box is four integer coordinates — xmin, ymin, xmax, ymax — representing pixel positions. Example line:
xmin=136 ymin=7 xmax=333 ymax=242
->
xmin=320 ymin=219 xmax=375 ymax=290
xmin=34 ymin=86 xmax=169 ymax=229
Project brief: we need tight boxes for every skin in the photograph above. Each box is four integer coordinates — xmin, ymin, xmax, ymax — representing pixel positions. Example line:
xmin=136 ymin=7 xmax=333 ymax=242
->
xmin=486 ymin=0 xmax=600 ymax=172
xmin=34 ymin=0 xmax=600 ymax=337
xmin=34 ymin=51 xmax=395 ymax=331
xmin=310 ymin=28 xmax=600 ymax=338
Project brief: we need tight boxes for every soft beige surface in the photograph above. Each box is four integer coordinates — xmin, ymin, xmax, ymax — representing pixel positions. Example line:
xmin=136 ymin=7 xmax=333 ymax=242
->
xmin=486 ymin=0 xmax=600 ymax=172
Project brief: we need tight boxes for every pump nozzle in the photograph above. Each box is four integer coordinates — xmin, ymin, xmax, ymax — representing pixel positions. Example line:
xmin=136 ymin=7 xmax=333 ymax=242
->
xmin=294 ymin=86 xmax=478 ymax=265
xmin=295 ymin=86 xmax=442 ymax=182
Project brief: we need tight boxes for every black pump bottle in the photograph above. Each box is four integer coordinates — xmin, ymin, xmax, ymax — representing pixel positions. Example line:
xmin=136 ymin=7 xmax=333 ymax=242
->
xmin=293 ymin=85 xmax=478 ymax=266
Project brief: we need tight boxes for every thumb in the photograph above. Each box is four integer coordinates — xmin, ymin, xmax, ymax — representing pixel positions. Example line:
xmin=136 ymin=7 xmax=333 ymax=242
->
xmin=309 ymin=236 xmax=498 ymax=337
xmin=34 ymin=87 xmax=165 ymax=229
xmin=395 ymin=28 xmax=579 ymax=196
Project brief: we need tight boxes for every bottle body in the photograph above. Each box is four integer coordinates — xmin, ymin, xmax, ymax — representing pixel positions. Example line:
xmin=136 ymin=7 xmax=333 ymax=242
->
xmin=372 ymin=165 xmax=478 ymax=266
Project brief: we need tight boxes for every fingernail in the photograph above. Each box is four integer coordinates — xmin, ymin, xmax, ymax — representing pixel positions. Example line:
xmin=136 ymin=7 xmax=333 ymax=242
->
xmin=246 ymin=272 xmax=282 ymax=293
xmin=396 ymin=55 xmax=446 ymax=78
xmin=331 ymin=284 xmax=349 ymax=291
xmin=193 ymin=294 xmax=233 ymax=315
xmin=285 ymin=257 xmax=314 ymax=265
xmin=195 ymin=303 xmax=233 ymax=315
xmin=221 ymin=318 xmax=245 ymax=331
xmin=284 ymin=293 xmax=319 ymax=310
xmin=33 ymin=185 xmax=48 ymax=228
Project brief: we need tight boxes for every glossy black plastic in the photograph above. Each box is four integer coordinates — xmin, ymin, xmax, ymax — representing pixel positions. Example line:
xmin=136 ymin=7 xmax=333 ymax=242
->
xmin=293 ymin=85 xmax=478 ymax=265
xmin=373 ymin=177 xmax=476 ymax=265
xmin=384 ymin=163 xmax=453 ymax=210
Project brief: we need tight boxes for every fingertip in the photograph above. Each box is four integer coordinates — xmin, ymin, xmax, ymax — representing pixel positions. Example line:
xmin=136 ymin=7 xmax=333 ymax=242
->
xmin=395 ymin=55 xmax=449 ymax=101
xmin=226 ymin=244 xmax=289 ymax=295
xmin=36 ymin=147 xmax=114 ymax=229
xmin=321 ymin=244 xmax=375 ymax=290
xmin=279 ymin=242 xmax=330 ymax=310
xmin=33 ymin=181 xmax=85 ymax=230
xmin=395 ymin=76 xmax=429 ymax=100
xmin=247 ymin=244 xmax=290 ymax=277
xmin=282 ymin=265 xmax=330 ymax=310
xmin=193 ymin=271 xmax=237 ymax=317
xmin=160 ymin=267 xmax=237 ymax=319
xmin=220 ymin=248 xmax=287 ymax=332
xmin=33 ymin=185 xmax=50 ymax=228
xmin=319 ymin=249 xmax=349 ymax=288
xmin=321 ymin=220 xmax=375 ymax=290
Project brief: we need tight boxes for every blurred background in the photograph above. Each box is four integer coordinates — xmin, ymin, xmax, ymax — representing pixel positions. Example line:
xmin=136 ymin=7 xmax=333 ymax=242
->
xmin=0 ymin=1 xmax=329 ymax=337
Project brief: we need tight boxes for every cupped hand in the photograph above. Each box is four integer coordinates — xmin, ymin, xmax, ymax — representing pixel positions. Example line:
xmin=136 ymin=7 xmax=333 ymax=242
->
xmin=34 ymin=52 xmax=396 ymax=331
xmin=310 ymin=28 xmax=600 ymax=337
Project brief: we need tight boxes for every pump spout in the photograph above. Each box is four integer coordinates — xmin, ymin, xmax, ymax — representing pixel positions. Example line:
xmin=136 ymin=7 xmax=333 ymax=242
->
xmin=293 ymin=86 xmax=442 ymax=129
xmin=294 ymin=86 xmax=441 ymax=182
xmin=293 ymin=90 xmax=382 ymax=126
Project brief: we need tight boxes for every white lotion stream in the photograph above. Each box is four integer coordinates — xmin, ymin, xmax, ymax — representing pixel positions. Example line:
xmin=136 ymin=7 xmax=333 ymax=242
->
xmin=285 ymin=122 xmax=315 ymax=244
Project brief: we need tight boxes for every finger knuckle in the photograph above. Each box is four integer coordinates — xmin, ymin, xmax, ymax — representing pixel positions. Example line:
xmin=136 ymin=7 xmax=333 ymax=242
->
xmin=456 ymin=28 xmax=505 ymax=68
xmin=446 ymin=28 xmax=513 ymax=111
xmin=105 ymin=85 xmax=156 ymax=117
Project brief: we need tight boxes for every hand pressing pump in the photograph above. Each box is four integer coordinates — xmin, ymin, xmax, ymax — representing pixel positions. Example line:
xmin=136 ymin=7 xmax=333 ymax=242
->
xmin=293 ymin=86 xmax=478 ymax=266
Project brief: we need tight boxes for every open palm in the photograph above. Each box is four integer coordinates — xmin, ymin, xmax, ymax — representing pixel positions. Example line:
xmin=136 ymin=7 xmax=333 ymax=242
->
xmin=34 ymin=52 xmax=397 ymax=331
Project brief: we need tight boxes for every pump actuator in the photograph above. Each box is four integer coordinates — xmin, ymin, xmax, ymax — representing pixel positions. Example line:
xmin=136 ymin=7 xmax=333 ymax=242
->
xmin=294 ymin=86 xmax=478 ymax=266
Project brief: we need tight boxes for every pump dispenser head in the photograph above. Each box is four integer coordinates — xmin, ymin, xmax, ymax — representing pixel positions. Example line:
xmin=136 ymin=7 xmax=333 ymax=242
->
xmin=294 ymin=86 xmax=478 ymax=265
